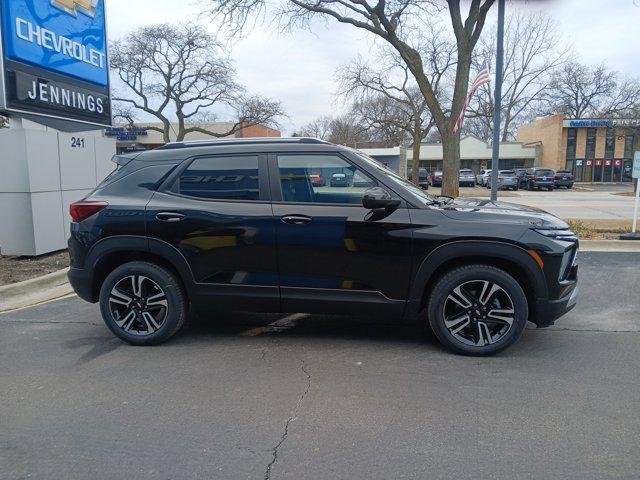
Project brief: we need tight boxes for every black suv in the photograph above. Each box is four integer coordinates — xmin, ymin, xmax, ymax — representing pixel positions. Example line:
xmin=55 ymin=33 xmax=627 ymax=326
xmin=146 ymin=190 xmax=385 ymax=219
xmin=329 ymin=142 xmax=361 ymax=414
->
xmin=523 ymin=168 xmax=556 ymax=191
xmin=68 ymin=138 xmax=578 ymax=355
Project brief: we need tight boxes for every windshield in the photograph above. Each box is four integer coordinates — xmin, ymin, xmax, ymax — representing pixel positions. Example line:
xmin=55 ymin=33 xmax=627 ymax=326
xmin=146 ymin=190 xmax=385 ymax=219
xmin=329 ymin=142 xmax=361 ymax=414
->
xmin=352 ymin=150 xmax=440 ymax=205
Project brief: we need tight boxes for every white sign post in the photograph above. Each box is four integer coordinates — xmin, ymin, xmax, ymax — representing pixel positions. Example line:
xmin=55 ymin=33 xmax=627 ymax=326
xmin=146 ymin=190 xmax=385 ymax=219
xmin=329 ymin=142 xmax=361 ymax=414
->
xmin=623 ymin=151 xmax=640 ymax=239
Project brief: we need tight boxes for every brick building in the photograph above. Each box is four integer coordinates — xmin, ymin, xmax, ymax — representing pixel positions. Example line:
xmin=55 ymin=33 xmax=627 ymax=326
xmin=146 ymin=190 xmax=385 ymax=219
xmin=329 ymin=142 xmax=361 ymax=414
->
xmin=517 ymin=115 xmax=639 ymax=182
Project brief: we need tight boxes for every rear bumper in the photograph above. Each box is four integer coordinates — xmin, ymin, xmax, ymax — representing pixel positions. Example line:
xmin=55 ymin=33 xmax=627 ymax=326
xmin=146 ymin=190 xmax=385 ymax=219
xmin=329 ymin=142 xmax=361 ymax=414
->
xmin=533 ymin=284 xmax=578 ymax=328
xmin=554 ymin=180 xmax=574 ymax=187
xmin=531 ymin=181 xmax=554 ymax=187
xmin=68 ymin=267 xmax=96 ymax=303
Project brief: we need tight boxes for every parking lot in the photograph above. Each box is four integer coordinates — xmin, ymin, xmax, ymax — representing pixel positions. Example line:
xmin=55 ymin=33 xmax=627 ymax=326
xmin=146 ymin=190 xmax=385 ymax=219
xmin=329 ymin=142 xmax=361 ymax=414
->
xmin=429 ymin=183 xmax=636 ymax=221
xmin=2 ymin=251 xmax=639 ymax=480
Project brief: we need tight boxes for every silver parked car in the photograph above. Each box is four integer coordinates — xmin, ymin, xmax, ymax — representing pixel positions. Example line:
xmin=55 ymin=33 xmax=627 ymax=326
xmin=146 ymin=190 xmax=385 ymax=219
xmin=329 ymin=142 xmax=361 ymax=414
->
xmin=459 ymin=169 xmax=476 ymax=187
xmin=494 ymin=170 xmax=519 ymax=190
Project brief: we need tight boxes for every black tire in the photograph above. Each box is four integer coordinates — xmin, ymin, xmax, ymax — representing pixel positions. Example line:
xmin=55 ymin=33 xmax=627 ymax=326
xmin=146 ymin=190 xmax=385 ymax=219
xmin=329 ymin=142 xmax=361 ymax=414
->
xmin=547 ymin=186 xmax=553 ymax=191
xmin=567 ymin=185 xmax=573 ymax=189
xmin=99 ymin=261 xmax=187 ymax=346
xmin=527 ymin=182 xmax=533 ymax=191
xmin=427 ymin=265 xmax=528 ymax=356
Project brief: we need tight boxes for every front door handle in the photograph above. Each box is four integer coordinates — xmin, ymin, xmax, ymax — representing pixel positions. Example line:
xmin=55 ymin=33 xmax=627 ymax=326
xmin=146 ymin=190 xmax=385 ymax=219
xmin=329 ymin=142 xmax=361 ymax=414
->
xmin=156 ymin=212 xmax=185 ymax=222
xmin=281 ymin=214 xmax=312 ymax=225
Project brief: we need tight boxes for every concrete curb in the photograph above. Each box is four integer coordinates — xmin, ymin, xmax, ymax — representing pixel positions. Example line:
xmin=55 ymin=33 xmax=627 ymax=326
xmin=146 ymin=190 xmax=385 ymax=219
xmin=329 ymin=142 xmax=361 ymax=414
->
xmin=0 ymin=268 xmax=72 ymax=313
xmin=579 ymin=240 xmax=640 ymax=252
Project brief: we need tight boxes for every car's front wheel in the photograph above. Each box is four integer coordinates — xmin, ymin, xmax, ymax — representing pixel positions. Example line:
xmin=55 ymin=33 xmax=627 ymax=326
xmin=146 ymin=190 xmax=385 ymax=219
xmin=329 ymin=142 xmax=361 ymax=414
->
xmin=99 ymin=261 xmax=187 ymax=346
xmin=427 ymin=265 xmax=528 ymax=356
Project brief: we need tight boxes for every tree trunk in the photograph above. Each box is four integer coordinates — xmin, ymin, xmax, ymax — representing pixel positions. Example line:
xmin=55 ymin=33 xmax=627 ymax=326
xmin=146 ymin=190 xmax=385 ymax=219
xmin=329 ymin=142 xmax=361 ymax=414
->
xmin=411 ymin=123 xmax=422 ymax=187
xmin=441 ymin=130 xmax=461 ymax=198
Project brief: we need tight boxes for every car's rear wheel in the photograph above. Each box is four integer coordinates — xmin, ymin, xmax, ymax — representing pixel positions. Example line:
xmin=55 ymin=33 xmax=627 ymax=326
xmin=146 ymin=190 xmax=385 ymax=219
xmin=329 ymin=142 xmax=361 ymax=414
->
xmin=427 ymin=265 xmax=528 ymax=356
xmin=99 ymin=261 xmax=187 ymax=346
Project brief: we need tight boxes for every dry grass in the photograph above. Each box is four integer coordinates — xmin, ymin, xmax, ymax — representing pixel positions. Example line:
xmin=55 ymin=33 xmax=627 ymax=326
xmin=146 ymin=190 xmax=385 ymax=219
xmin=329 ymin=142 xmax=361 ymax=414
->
xmin=566 ymin=219 xmax=631 ymax=240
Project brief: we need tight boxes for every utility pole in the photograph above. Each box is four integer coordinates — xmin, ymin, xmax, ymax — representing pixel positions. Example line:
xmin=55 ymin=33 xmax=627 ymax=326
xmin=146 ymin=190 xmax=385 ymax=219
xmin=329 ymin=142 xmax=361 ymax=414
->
xmin=490 ymin=0 xmax=505 ymax=202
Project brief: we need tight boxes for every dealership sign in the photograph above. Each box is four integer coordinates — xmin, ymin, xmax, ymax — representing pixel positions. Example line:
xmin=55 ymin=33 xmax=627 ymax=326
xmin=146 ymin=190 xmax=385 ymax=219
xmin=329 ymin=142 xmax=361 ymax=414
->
xmin=564 ymin=119 xmax=640 ymax=128
xmin=0 ymin=0 xmax=111 ymax=127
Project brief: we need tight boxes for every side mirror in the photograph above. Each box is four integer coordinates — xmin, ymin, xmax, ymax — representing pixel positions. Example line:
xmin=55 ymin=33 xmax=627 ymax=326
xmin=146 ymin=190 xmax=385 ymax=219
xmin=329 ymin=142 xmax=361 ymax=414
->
xmin=362 ymin=187 xmax=401 ymax=211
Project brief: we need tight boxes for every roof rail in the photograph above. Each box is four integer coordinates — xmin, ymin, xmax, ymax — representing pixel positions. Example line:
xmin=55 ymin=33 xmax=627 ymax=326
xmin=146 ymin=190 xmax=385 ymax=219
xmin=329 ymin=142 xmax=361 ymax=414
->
xmin=157 ymin=137 xmax=328 ymax=150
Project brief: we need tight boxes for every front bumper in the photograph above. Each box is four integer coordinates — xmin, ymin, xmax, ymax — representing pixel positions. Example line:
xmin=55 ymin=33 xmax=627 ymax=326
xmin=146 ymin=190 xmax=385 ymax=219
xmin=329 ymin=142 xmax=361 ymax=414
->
xmin=533 ymin=284 xmax=578 ymax=327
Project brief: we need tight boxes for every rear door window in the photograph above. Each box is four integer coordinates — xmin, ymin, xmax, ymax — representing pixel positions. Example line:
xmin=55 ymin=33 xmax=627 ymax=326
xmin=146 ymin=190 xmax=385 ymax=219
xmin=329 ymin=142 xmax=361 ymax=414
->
xmin=178 ymin=156 xmax=261 ymax=201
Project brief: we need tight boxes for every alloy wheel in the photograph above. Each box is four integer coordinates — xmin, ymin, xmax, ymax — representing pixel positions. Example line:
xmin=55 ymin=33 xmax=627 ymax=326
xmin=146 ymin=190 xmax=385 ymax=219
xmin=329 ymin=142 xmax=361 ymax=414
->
xmin=108 ymin=275 xmax=168 ymax=336
xmin=442 ymin=279 xmax=515 ymax=347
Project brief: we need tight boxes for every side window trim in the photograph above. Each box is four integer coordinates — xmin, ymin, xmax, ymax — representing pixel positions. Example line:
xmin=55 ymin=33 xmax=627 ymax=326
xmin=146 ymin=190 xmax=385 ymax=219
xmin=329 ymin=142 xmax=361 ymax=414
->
xmin=159 ymin=153 xmax=270 ymax=203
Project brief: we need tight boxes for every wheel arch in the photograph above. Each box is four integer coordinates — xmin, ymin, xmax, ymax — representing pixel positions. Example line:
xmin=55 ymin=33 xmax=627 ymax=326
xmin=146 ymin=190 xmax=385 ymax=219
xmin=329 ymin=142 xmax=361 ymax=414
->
xmin=84 ymin=236 xmax=195 ymax=303
xmin=407 ymin=240 xmax=548 ymax=320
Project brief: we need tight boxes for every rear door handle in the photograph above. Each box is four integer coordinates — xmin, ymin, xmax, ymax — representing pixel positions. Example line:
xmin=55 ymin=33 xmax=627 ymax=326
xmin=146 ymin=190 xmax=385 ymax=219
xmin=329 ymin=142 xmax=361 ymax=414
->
xmin=156 ymin=212 xmax=185 ymax=222
xmin=281 ymin=214 xmax=312 ymax=225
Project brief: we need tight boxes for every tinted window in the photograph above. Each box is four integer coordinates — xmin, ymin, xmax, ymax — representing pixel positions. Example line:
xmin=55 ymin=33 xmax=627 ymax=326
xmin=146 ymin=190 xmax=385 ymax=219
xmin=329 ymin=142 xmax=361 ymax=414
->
xmin=624 ymin=135 xmax=635 ymax=159
xmin=277 ymin=154 xmax=378 ymax=204
xmin=179 ymin=156 xmax=260 ymax=200
xmin=566 ymin=127 xmax=577 ymax=160
xmin=605 ymin=128 xmax=615 ymax=159
xmin=585 ymin=128 xmax=596 ymax=159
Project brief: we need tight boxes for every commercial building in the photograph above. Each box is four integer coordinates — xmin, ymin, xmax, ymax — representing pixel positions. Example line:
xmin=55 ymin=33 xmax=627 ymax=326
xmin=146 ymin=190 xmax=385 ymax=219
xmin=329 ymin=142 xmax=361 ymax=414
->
xmin=107 ymin=122 xmax=281 ymax=153
xmin=361 ymin=136 xmax=538 ymax=176
xmin=517 ymin=115 xmax=639 ymax=182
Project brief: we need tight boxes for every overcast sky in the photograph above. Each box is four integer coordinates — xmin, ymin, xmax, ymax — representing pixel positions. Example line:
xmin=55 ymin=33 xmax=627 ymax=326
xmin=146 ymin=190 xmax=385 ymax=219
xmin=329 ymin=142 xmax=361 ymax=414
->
xmin=106 ymin=0 xmax=640 ymax=134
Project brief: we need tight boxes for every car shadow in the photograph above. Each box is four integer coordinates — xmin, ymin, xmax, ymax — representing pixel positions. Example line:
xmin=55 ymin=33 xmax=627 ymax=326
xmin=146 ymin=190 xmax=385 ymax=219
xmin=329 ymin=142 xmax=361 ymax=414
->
xmin=175 ymin=311 xmax=441 ymax=350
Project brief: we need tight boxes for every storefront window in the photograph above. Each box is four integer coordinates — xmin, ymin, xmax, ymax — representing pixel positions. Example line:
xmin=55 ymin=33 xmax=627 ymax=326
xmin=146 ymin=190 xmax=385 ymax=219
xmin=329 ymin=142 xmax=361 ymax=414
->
xmin=604 ymin=128 xmax=615 ymax=159
xmin=566 ymin=128 xmax=577 ymax=160
xmin=585 ymin=128 xmax=596 ymax=159
xmin=624 ymin=134 xmax=635 ymax=159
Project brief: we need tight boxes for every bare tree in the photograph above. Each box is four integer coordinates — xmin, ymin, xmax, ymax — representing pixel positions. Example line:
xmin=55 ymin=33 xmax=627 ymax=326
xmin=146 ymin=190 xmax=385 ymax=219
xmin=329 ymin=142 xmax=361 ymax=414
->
xmin=296 ymin=113 xmax=374 ymax=146
xmin=295 ymin=116 xmax=333 ymax=139
xmin=350 ymin=94 xmax=411 ymax=147
xmin=203 ymin=0 xmax=495 ymax=197
xmin=327 ymin=114 xmax=373 ymax=147
xmin=338 ymin=27 xmax=455 ymax=184
xmin=110 ymin=23 xmax=283 ymax=142
xmin=464 ymin=11 xmax=569 ymax=142
xmin=544 ymin=61 xmax=640 ymax=118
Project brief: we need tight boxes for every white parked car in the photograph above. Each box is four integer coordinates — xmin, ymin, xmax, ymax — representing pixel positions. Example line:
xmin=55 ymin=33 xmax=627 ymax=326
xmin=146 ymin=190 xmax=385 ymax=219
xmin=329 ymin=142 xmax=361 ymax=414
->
xmin=476 ymin=169 xmax=492 ymax=186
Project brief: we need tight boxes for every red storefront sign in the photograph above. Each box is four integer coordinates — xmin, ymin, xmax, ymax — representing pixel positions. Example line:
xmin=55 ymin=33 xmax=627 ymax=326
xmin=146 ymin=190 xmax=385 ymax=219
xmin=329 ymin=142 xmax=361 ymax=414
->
xmin=595 ymin=160 xmax=602 ymax=166
xmin=615 ymin=160 xmax=622 ymax=166
xmin=586 ymin=160 xmax=593 ymax=166
xmin=605 ymin=160 xmax=612 ymax=166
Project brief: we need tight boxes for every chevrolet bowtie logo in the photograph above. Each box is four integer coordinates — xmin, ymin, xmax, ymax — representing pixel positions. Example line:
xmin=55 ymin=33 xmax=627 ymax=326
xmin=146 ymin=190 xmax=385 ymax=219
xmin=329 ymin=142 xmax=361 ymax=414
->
xmin=51 ymin=0 xmax=98 ymax=18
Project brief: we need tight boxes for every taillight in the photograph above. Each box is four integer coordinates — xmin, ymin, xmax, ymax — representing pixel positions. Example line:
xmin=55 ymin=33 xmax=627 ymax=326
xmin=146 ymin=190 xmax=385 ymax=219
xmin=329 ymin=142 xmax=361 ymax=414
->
xmin=70 ymin=201 xmax=108 ymax=222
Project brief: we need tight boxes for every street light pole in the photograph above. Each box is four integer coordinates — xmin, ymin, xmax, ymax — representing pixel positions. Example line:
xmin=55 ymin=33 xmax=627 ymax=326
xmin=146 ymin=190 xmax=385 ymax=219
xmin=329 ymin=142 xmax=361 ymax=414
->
xmin=490 ymin=0 xmax=505 ymax=202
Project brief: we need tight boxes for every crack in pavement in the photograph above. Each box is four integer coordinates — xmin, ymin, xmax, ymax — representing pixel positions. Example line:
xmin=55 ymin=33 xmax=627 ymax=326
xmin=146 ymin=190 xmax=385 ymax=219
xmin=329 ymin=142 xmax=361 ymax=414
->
xmin=264 ymin=359 xmax=311 ymax=480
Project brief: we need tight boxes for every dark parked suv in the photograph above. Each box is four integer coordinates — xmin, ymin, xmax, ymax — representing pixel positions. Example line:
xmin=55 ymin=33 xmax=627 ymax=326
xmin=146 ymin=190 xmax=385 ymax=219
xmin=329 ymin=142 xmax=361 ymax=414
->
xmin=68 ymin=138 xmax=578 ymax=355
xmin=523 ymin=168 xmax=555 ymax=191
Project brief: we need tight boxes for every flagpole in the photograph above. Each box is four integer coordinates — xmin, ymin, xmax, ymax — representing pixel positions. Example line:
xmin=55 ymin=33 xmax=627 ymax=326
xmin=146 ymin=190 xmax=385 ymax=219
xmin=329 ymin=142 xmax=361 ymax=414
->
xmin=490 ymin=0 xmax=505 ymax=202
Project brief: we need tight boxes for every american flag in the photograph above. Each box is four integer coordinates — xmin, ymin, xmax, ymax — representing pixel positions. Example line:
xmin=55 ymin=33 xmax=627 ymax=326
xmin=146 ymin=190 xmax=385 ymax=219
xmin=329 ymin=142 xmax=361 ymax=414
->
xmin=452 ymin=63 xmax=491 ymax=135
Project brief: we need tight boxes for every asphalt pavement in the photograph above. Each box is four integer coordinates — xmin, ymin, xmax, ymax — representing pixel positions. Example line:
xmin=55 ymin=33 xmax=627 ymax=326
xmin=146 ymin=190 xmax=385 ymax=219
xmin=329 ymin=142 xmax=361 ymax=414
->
xmin=433 ymin=184 xmax=636 ymax=221
xmin=1 ymin=252 xmax=639 ymax=480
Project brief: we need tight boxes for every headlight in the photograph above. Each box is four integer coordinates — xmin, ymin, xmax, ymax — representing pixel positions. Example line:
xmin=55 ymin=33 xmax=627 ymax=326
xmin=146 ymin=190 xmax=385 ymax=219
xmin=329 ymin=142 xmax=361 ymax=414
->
xmin=533 ymin=229 xmax=577 ymax=241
